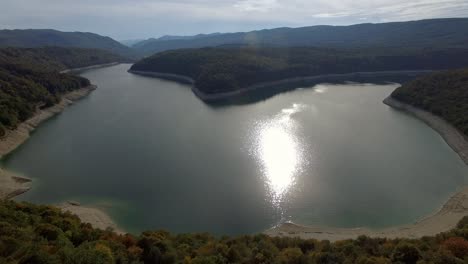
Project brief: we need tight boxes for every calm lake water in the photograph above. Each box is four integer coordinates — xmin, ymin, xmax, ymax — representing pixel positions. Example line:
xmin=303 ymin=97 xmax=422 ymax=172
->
xmin=2 ymin=64 xmax=468 ymax=235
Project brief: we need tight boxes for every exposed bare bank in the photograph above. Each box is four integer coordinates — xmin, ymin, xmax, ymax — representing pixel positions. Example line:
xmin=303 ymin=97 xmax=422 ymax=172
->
xmin=58 ymin=201 xmax=123 ymax=234
xmin=0 ymin=85 xmax=96 ymax=158
xmin=265 ymin=186 xmax=468 ymax=241
xmin=0 ymin=85 xmax=121 ymax=232
xmin=383 ymin=96 xmax=468 ymax=165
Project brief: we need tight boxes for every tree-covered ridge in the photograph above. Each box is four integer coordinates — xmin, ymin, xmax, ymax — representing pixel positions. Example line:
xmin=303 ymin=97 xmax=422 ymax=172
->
xmin=130 ymin=47 xmax=468 ymax=95
xmin=2 ymin=200 xmax=468 ymax=264
xmin=0 ymin=47 xmax=118 ymax=137
xmin=0 ymin=47 xmax=126 ymax=72
xmin=0 ymin=29 xmax=136 ymax=59
xmin=391 ymin=69 xmax=468 ymax=136
xmin=132 ymin=18 xmax=468 ymax=56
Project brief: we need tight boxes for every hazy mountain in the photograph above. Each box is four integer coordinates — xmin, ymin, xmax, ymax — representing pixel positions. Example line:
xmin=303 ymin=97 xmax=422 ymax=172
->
xmin=119 ymin=39 xmax=146 ymax=47
xmin=0 ymin=29 xmax=136 ymax=58
xmin=133 ymin=18 xmax=468 ymax=56
xmin=133 ymin=33 xmax=222 ymax=51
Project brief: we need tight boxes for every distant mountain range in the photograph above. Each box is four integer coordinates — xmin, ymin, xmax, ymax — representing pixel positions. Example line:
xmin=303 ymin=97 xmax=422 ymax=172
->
xmin=132 ymin=33 xmax=222 ymax=49
xmin=133 ymin=18 xmax=468 ymax=56
xmin=0 ymin=29 xmax=136 ymax=59
xmin=1 ymin=18 xmax=467 ymax=59
xmin=119 ymin=39 xmax=146 ymax=47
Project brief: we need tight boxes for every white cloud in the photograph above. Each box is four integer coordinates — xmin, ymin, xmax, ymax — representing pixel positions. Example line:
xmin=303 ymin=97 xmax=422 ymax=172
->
xmin=0 ymin=0 xmax=467 ymax=39
xmin=234 ymin=0 xmax=279 ymax=12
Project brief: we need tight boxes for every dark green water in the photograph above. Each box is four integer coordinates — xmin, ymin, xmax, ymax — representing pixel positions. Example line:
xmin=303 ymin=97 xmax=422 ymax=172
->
xmin=2 ymin=64 xmax=467 ymax=235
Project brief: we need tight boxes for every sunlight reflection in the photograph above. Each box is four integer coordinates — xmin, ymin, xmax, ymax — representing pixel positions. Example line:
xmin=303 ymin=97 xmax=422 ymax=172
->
xmin=251 ymin=103 xmax=307 ymax=209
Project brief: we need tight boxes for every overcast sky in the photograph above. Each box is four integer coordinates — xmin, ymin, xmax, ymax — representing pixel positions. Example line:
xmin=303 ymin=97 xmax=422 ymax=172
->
xmin=1 ymin=0 xmax=467 ymax=40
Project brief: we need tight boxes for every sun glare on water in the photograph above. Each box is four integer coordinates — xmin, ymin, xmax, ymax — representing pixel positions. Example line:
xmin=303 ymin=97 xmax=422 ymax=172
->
xmin=250 ymin=103 xmax=307 ymax=211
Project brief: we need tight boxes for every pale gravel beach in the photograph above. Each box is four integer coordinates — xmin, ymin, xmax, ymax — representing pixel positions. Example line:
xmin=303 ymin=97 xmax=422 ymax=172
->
xmin=58 ymin=202 xmax=123 ymax=234
xmin=0 ymin=169 xmax=31 ymax=200
xmin=265 ymin=186 xmax=468 ymax=241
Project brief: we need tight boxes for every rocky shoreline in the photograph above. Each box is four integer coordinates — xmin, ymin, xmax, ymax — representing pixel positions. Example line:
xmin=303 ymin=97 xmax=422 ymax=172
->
xmin=0 ymin=85 xmax=122 ymax=232
xmin=58 ymin=201 xmax=123 ymax=234
xmin=0 ymin=85 xmax=97 ymax=200
xmin=60 ymin=62 xmax=120 ymax=74
xmin=265 ymin=186 xmax=468 ymax=241
xmin=383 ymin=96 xmax=468 ymax=165
xmin=265 ymin=95 xmax=468 ymax=241
xmin=0 ymin=169 xmax=31 ymax=200
xmin=127 ymin=70 xmax=195 ymax=84
xmin=128 ymin=69 xmax=433 ymax=102
xmin=0 ymin=85 xmax=97 ymax=158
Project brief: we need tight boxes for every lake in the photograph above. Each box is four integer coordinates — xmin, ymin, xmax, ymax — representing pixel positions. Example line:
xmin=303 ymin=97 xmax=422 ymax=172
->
xmin=2 ymin=64 xmax=467 ymax=235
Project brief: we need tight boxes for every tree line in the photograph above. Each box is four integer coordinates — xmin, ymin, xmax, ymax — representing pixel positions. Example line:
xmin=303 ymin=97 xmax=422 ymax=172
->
xmin=1 ymin=199 xmax=468 ymax=264
xmin=130 ymin=47 xmax=468 ymax=95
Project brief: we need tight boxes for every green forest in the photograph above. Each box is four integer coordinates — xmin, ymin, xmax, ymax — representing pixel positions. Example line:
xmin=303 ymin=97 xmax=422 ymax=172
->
xmin=130 ymin=47 xmax=468 ymax=95
xmin=391 ymin=69 xmax=468 ymax=136
xmin=2 ymin=199 xmax=468 ymax=264
xmin=0 ymin=47 xmax=123 ymax=137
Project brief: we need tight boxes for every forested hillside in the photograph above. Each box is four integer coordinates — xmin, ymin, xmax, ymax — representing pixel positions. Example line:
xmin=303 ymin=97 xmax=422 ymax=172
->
xmin=0 ymin=29 xmax=136 ymax=59
xmin=0 ymin=47 xmax=119 ymax=137
xmin=2 ymin=199 xmax=468 ymax=264
xmin=0 ymin=47 xmax=126 ymax=71
xmin=133 ymin=18 xmax=468 ymax=56
xmin=130 ymin=47 xmax=468 ymax=95
xmin=391 ymin=69 xmax=468 ymax=136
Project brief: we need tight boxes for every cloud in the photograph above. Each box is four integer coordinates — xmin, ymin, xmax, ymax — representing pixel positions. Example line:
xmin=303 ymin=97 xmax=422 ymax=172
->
xmin=234 ymin=0 xmax=279 ymax=12
xmin=0 ymin=0 xmax=466 ymax=39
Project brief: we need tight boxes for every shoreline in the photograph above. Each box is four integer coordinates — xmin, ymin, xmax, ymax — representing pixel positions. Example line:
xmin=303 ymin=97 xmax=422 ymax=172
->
xmin=0 ymin=85 xmax=123 ymax=232
xmin=1 ymin=67 xmax=466 ymax=239
xmin=60 ymin=62 xmax=120 ymax=74
xmin=0 ymin=169 xmax=31 ymax=200
xmin=265 ymin=186 xmax=468 ymax=241
xmin=265 ymin=95 xmax=468 ymax=241
xmin=58 ymin=201 xmax=123 ymax=234
xmin=0 ymin=85 xmax=97 ymax=158
xmin=128 ymin=69 xmax=433 ymax=102
xmin=128 ymin=70 xmax=195 ymax=84
xmin=383 ymin=96 xmax=468 ymax=165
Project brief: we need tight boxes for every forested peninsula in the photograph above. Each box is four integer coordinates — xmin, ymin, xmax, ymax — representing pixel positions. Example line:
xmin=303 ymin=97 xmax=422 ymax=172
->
xmin=129 ymin=47 xmax=468 ymax=101
xmin=390 ymin=69 xmax=468 ymax=137
xmin=0 ymin=47 xmax=123 ymax=138
xmin=384 ymin=69 xmax=468 ymax=165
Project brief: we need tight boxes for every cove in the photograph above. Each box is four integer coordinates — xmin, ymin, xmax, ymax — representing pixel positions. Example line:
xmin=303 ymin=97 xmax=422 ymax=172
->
xmin=2 ymin=64 xmax=467 ymax=235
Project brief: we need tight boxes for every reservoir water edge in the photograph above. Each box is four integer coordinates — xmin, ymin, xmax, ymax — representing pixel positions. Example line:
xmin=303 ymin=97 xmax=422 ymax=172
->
xmin=2 ymin=64 xmax=467 ymax=235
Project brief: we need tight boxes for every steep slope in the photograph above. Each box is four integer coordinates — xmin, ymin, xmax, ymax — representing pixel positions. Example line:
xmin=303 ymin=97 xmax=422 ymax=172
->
xmin=0 ymin=46 xmax=121 ymax=136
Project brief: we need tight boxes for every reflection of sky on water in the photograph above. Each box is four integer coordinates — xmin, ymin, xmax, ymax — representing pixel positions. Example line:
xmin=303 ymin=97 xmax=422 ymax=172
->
xmin=250 ymin=103 xmax=308 ymax=216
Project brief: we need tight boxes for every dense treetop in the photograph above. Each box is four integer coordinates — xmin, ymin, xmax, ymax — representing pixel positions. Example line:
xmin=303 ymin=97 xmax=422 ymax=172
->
xmin=0 ymin=46 xmax=127 ymax=72
xmin=0 ymin=47 xmax=123 ymax=137
xmin=133 ymin=18 xmax=468 ymax=56
xmin=391 ymin=69 xmax=468 ymax=136
xmin=131 ymin=47 xmax=468 ymax=95
xmin=2 ymin=199 xmax=468 ymax=264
